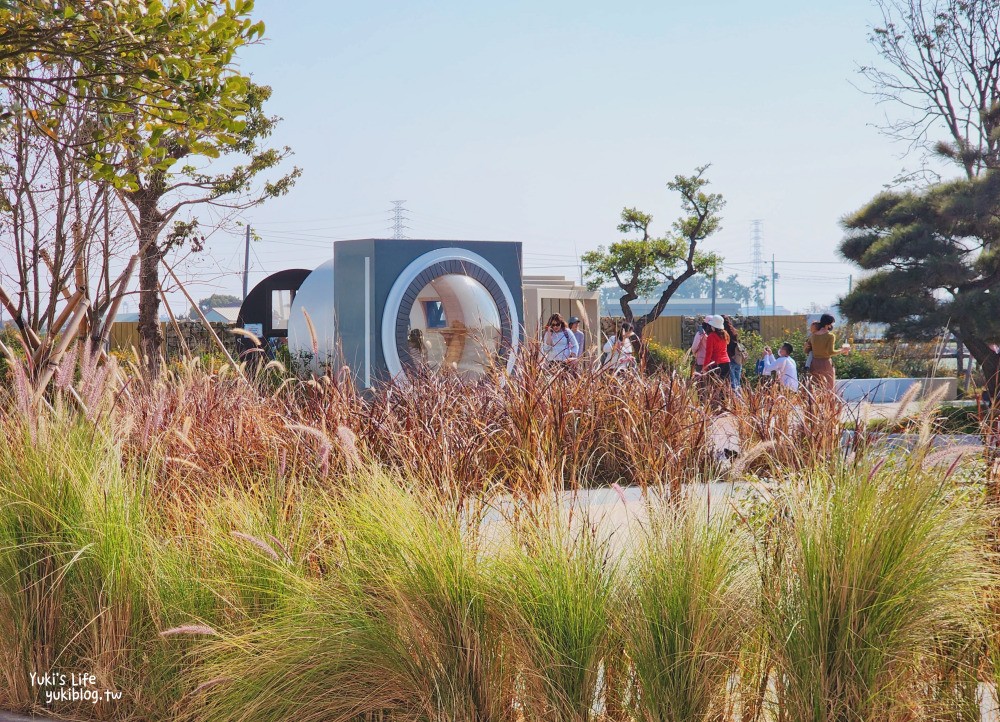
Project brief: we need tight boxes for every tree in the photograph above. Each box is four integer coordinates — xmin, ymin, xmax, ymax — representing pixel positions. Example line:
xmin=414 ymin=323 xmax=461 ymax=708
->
xmin=582 ymin=166 xmax=724 ymax=335
xmin=861 ymin=0 xmax=1000 ymax=179
xmin=122 ymin=81 xmax=299 ymax=375
xmin=68 ymin=3 xmax=299 ymax=376
xmin=0 ymin=60 xmax=135 ymax=353
xmin=843 ymin=0 xmax=1000 ymax=401
xmin=0 ymin=1 xmax=263 ymax=134
xmin=838 ymin=171 xmax=1000 ymax=400
xmin=1 ymin=2 xmax=298 ymax=377
xmin=192 ymin=293 xmax=242 ymax=319
xmin=751 ymin=275 xmax=768 ymax=311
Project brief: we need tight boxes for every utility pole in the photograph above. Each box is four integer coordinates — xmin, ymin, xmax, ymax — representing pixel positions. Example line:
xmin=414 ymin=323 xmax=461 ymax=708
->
xmin=710 ymin=262 xmax=718 ymax=315
xmin=771 ymin=254 xmax=776 ymax=316
xmin=242 ymin=224 xmax=251 ymax=300
xmin=848 ymin=274 xmax=853 ymax=294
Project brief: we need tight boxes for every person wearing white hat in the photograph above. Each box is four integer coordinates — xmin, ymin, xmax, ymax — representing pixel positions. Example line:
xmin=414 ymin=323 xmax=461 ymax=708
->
xmin=702 ymin=315 xmax=731 ymax=399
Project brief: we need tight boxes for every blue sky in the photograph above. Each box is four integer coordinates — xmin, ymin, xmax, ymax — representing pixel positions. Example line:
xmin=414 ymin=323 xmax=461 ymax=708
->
xmin=173 ymin=0 xmax=934 ymax=313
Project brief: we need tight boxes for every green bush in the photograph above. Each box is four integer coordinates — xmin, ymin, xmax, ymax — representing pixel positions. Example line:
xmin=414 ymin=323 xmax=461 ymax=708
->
xmin=833 ymin=350 xmax=898 ymax=379
xmin=644 ymin=340 xmax=690 ymax=375
xmin=741 ymin=327 xmax=896 ymax=380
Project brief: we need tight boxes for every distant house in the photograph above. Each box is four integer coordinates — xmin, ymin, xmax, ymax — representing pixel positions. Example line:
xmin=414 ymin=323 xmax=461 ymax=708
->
xmin=202 ymin=305 xmax=241 ymax=324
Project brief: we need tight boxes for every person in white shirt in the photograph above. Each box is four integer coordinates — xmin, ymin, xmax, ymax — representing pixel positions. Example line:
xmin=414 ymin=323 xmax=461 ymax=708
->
xmin=542 ymin=314 xmax=579 ymax=362
xmin=602 ymin=322 xmax=637 ymax=370
xmin=762 ymin=342 xmax=799 ymax=391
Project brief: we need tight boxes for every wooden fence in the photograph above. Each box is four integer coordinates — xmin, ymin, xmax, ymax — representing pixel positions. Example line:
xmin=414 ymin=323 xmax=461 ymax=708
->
xmin=109 ymin=321 xmax=141 ymax=352
xmin=760 ymin=315 xmax=808 ymax=342
xmin=108 ymin=320 xmax=240 ymax=358
xmin=642 ymin=314 xmax=809 ymax=349
xmin=640 ymin=316 xmax=682 ymax=347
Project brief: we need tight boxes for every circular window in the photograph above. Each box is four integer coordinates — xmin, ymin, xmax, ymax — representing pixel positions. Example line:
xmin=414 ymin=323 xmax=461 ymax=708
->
xmin=405 ymin=274 xmax=501 ymax=378
xmin=382 ymin=249 xmax=519 ymax=381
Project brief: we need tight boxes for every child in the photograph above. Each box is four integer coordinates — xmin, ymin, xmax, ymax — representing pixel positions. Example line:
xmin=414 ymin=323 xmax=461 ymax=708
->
xmin=762 ymin=342 xmax=799 ymax=391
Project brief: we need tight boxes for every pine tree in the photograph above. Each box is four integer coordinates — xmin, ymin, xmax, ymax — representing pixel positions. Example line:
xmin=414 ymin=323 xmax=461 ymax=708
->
xmin=838 ymin=171 xmax=1000 ymax=399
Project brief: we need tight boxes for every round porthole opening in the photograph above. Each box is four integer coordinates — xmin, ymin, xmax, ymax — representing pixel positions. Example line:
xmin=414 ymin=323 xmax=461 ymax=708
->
xmin=404 ymin=273 xmax=503 ymax=379
xmin=382 ymin=250 xmax=519 ymax=382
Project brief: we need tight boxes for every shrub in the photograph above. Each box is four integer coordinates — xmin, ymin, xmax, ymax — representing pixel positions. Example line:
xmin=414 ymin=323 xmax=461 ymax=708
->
xmin=643 ymin=340 xmax=689 ymax=375
xmin=498 ymin=503 xmax=619 ymax=720
xmin=763 ymin=461 xmax=988 ymax=721
xmin=0 ymin=419 xmax=186 ymax=720
xmin=833 ymin=349 xmax=898 ymax=379
xmin=189 ymin=472 xmax=508 ymax=722
xmin=621 ymin=499 xmax=755 ymax=722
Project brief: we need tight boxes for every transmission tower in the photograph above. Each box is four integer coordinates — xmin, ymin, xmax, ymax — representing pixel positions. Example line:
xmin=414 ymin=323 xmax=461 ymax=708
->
xmin=388 ymin=200 xmax=410 ymax=239
xmin=750 ymin=219 xmax=765 ymax=313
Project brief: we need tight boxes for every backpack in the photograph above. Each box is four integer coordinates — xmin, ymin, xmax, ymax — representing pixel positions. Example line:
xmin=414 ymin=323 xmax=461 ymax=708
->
xmin=733 ymin=341 xmax=748 ymax=365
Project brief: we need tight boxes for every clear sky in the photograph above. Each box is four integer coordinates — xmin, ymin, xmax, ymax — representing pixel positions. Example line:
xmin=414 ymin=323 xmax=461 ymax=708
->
xmin=171 ymin=0 xmax=932 ymax=313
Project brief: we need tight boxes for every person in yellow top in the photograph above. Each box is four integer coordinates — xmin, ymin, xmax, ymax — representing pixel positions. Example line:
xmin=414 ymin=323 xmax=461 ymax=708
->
xmin=804 ymin=313 xmax=850 ymax=391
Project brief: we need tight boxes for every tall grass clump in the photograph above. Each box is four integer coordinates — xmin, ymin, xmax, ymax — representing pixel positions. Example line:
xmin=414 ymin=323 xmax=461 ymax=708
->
xmin=0 ymin=417 xmax=183 ymax=720
xmin=766 ymin=461 xmax=989 ymax=721
xmin=620 ymin=499 xmax=756 ymax=722
xmin=188 ymin=469 xmax=509 ymax=722
xmin=497 ymin=502 xmax=619 ymax=720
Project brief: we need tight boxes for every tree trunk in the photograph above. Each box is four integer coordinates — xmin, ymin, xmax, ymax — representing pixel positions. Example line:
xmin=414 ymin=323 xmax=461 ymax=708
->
xmin=618 ymin=292 xmax=636 ymax=326
xmin=134 ymin=193 xmax=166 ymax=378
xmin=638 ymin=267 xmax=699 ymax=332
xmin=984 ymin=353 xmax=1000 ymax=407
xmin=964 ymin=337 xmax=1000 ymax=404
xmin=137 ymin=242 xmax=163 ymax=377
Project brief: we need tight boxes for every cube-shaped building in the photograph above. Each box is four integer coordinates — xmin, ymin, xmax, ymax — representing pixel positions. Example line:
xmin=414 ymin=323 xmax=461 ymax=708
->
xmin=286 ymin=239 xmax=523 ymax=387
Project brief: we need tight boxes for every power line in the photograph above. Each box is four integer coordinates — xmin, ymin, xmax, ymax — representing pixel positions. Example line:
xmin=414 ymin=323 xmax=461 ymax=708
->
xmin=255 ymin=221 xmax=386 ymax=235
xmin=724 ymin=259 xmax=851 ymax=266
xmin=250 ymin=212 xmax=387 ymax=225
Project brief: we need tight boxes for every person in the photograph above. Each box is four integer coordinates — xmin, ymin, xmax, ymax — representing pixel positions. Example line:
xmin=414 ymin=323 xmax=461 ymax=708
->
xmin=723 ymin=316 xmax=745 ymax=391
xmin=407 ymin=328 xmax=428 ymax=363
xmin=804 ymin=313 xmax=849 ymax=391
xmin=762 ymin=342 xmax=799 ymax=391
xmin=542 ymin=313 xmax=579 ymax=363
xmin=804 ymin=321 xmax=821 ymax=375
xmin=568 ymin=316 xmax=585 ymax=356
xmin=690 ymin=318 xmax=709 ymax=374
xmin=602 ymin=322 xmax=638 ymax=371
xmin=702 ymin=315 xmax=731 ymax=389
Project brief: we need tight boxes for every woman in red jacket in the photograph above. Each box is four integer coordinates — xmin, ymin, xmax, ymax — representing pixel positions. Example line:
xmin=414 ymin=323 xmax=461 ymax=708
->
xmin=702 ymin=315 xmax=731 ymax=390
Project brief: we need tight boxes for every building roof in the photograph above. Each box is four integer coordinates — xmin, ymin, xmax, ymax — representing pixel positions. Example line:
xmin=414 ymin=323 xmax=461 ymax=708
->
xmin=522 ymin=274 xmax=599 ymax=297
xmin=203 ymin=306 xmax=241 ymax=323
